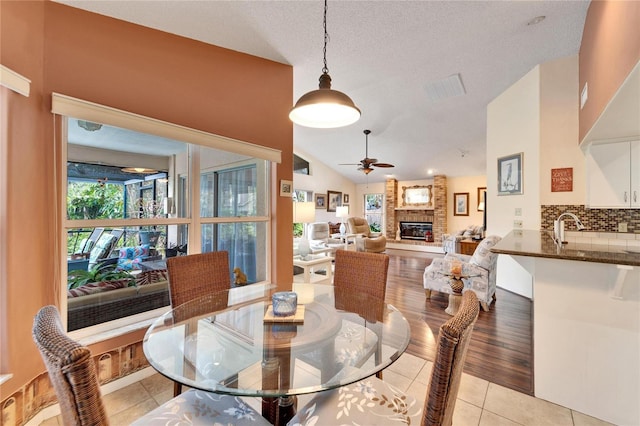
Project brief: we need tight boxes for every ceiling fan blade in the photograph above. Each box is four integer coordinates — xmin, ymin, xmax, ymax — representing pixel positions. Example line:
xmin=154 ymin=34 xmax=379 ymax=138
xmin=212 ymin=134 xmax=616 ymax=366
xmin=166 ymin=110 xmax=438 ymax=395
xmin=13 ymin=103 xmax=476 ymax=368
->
xmin=338 ymin=163 xmax=362 ymax=166
xmin=372 ymin=162 xmax=395 ymax=168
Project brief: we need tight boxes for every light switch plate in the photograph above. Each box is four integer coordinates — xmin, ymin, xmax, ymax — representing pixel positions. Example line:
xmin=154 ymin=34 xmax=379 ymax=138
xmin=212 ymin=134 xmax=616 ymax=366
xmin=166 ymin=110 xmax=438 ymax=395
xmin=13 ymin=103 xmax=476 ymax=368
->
xmin=515 ymin=208 xmax=522 ymax=216
xmin=514 ymin=220 xmax=523 ymax=229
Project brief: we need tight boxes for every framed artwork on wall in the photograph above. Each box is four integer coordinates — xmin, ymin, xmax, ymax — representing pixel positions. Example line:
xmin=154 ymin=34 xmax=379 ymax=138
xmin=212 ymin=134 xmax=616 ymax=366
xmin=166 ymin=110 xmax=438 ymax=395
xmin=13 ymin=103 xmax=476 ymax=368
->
xmin=327 ymin=190 xmax=342 ymax=212
xmin=314 ymin=194 xmax=326 ymax=209
xmin=454 ymin=192 xmax=469 ymax=216
xmin=279 ymin=180 xmax=293 ymax=197
xmin=497 ymin=152 xmax=523 ymax=195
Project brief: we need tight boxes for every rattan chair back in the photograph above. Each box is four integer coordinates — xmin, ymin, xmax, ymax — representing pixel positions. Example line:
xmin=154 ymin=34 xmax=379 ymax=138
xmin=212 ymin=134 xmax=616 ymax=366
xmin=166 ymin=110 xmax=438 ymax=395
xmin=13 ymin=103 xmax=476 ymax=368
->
xmin=166 ymin=251 xmax=231 ymax=310
xmin=333 ymin=249 xmax=389 ymax=300
xmin=423 ymin=290 xmax=480 ymax=426
xmin=32 ymin=305 xmax=109 ymax=426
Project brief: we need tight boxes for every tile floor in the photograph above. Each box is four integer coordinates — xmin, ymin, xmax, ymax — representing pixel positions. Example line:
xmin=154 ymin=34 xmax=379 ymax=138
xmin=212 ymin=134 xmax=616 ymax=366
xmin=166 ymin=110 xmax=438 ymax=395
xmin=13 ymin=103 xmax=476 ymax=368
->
xmin=39 ymin=353 xmax=613 ymax=426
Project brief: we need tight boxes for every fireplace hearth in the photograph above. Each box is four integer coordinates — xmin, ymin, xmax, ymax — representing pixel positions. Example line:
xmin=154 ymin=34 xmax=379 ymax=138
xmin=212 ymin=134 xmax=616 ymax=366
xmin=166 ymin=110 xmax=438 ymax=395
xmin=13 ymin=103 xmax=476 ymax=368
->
xmin=400 ymin=221 xmax=433 ymax=241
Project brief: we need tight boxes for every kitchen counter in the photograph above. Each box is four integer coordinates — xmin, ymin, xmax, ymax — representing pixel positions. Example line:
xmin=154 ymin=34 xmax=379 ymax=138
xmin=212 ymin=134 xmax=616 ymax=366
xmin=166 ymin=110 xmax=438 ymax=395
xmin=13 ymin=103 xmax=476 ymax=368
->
xmin=491 ymin=229 xmax=640 ymax=266
xmin=490 ymin=229 xmax=639 ymax=425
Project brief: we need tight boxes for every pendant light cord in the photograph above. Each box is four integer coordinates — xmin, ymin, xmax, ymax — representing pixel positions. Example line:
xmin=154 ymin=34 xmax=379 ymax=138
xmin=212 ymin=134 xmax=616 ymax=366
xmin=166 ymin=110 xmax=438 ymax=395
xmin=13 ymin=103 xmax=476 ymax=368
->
xmin=322 ymin=0 xmax=329 ymax=74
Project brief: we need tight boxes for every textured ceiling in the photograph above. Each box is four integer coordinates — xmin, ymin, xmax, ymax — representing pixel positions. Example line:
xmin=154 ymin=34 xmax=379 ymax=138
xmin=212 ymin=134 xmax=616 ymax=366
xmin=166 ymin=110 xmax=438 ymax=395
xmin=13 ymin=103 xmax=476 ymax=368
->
xmin=56 ymin=0 xmax=590 ymax=184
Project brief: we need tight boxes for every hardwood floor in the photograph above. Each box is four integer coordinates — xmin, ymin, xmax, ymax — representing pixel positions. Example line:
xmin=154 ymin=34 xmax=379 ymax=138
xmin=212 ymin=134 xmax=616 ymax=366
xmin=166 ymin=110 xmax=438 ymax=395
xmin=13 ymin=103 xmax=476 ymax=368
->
xmin=385 ymin=249 xmax=534 ymax=396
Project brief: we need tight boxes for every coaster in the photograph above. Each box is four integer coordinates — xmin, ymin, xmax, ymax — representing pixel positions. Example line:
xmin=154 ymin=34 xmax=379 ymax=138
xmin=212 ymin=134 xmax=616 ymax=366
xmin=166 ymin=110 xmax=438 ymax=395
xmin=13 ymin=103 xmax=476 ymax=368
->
xmin=264 ymin=305 xmax=305 ymax=323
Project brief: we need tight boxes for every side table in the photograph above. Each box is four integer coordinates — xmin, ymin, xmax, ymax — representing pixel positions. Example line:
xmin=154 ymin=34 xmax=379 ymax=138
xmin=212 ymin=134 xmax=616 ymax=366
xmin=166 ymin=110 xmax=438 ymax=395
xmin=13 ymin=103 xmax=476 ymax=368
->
xmin=459 ymin=238 xmax=482 ymax=255
xmin=330 ymin=233 xmax=357 ymax=251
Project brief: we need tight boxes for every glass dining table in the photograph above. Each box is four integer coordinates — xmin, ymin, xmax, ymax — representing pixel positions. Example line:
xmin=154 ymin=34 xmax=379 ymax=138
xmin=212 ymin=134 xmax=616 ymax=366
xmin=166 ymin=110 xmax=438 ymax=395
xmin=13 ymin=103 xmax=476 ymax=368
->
xmin=142 ymin=282 xmax=411 ymax=425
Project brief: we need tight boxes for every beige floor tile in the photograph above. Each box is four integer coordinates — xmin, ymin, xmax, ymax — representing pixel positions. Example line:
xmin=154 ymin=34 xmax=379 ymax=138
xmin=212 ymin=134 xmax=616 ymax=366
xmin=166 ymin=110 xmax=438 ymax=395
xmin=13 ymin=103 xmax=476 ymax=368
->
xmin=414 ymin=360 xmax=434 ymax=385
xmin=572 ymin=410 xmax=615 ymax=426
xmin=108 ymin=397 xmax=159 ymax=425
xmin=152 ymin=388 xmax=174 ymax=406
xmin=386 ymin=352 xmax=426 ymax=379
xmin=140 ymin=373 xmax=173 ymax=397
xmin=405 ymin=378 xmax=428 ymax=407
xmin=458 ymin=373 xmax=489 ymax=408
xmin=479 ymin=410 xmax=523 ymax=426
xmin=102 ymin=382 xmax=152 ymax=417
xmin=380 ymin=369 xmax=413 ymax=392
xmin=452 ymin=398 xmax=482 ymax=426
xmin=484 ymin=384 xmax=573 ymax=426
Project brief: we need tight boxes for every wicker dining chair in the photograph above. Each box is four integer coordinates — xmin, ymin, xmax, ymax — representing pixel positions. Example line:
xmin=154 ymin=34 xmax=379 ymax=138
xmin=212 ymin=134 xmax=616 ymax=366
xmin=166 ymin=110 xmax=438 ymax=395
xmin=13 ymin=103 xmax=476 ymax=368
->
xmin=32 ymin=305 xmax=269 ymax=426
xmin=287 ymin=291 xmax=480 ymax=426
xmin=333 ymin=249 xmax=389 ymax=378
xmin=166 ymin=250 xmax=231 ymax=395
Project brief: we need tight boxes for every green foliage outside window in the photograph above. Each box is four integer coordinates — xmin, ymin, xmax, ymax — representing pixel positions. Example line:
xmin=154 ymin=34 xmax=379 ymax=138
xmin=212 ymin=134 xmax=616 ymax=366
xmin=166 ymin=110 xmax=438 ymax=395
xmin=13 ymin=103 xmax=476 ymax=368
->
xmin=293 ymin=222 xmax=304 ymax=238
xmin=67 ymin=181 xmax=124 ymax=220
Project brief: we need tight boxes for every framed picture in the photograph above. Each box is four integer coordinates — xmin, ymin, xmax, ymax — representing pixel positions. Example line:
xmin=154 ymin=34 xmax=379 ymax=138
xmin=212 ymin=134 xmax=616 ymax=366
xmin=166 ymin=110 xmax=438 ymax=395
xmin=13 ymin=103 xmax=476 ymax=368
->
xmin=477 ymin=187 xmax=486 ymax=211
xmin=343 ymin=194 xmax=350 ymax=204
xmin=497 ymin=153 xmax=523 ymax=195
xmin=454 ymin=192 xmax=469 ymax=216
xmin=279 ymin=180 xmax=293 ymax=197
xmin=327 ymin=190 xmax=342 ymax=212
xmin=314 ymin=194 xmax=326 ymax=209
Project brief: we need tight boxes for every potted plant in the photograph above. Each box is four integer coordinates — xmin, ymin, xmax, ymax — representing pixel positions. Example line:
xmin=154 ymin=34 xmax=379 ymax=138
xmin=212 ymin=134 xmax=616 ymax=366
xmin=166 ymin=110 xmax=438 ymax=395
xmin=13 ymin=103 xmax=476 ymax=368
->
xmin=68 ymin=263 xmax=135 ymax=290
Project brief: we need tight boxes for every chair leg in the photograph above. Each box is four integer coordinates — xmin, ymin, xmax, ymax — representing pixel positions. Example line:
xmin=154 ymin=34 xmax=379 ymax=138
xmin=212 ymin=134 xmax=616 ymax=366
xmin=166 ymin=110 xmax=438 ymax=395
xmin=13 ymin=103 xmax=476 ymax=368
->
xmin=173 ymin=381 xmax=182 ymax=397
xmin=376 ymin=371 xmax=383 ymax=379
xmin=480 ymin=301 xmax=489 ymax=312
xmin=425 ymin=289 xmax=432 ymax=299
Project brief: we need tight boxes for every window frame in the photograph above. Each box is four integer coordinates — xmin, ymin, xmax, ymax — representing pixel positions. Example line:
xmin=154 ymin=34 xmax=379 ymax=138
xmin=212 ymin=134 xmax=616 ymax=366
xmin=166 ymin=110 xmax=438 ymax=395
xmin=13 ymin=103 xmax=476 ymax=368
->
xmin=53 ymin=94 xmax=278 ymax=340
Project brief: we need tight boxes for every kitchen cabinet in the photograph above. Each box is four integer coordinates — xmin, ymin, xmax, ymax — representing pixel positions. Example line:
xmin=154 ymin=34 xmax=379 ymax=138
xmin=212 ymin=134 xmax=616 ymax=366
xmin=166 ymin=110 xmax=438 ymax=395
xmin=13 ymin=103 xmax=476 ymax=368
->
xmin=586 ymin=140 xmax=640 ymax=208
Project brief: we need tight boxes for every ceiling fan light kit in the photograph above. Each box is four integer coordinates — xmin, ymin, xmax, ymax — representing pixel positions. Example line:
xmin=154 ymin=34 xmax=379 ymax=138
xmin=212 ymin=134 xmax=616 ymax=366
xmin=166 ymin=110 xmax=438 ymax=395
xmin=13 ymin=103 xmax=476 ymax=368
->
xmin=289 ymin=0 xmax=360 ymax=128
xmin=340 ymin=129 xmax=395 ymax=175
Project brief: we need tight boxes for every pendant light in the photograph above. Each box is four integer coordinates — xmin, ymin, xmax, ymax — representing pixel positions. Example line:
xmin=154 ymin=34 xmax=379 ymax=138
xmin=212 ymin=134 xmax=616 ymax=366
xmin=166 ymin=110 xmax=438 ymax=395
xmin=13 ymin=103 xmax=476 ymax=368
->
xmin=289 ymin=0 xmax=361 ymax=128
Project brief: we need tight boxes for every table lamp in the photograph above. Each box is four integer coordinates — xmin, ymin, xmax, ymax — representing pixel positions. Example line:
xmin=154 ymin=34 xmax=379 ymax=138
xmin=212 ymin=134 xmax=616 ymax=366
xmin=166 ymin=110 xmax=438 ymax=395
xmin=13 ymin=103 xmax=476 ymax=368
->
xmin=336 ymin=206 xmax=349 ymax=235
xmin=293 ymin=201 xmax=316 ymax=259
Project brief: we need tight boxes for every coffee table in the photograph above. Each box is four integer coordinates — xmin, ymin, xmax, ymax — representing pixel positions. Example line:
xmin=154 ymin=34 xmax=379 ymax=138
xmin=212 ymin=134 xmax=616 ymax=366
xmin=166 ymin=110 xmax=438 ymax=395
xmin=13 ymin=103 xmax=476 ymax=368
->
xmin=293 ymin=254 xmax=333 ymax=284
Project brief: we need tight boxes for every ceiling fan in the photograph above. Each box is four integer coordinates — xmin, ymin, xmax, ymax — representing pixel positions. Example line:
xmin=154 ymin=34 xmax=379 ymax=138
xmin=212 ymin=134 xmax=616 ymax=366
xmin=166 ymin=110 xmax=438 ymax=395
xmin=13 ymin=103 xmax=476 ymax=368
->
xmin=340 ymin=130 xmax=395 ymax=175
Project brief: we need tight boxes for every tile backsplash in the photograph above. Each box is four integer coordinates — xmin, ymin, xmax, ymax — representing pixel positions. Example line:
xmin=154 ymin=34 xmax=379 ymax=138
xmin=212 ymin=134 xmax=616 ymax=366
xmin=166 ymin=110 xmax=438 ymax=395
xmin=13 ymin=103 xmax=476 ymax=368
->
xmin=541 ymin=205 xmax=640 ymax=234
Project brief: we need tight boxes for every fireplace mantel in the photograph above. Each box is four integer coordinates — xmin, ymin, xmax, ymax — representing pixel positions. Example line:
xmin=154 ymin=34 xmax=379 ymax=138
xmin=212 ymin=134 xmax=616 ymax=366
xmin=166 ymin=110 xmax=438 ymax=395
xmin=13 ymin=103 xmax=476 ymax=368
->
xmin=394 ymin=207 xmax=434 ymax=211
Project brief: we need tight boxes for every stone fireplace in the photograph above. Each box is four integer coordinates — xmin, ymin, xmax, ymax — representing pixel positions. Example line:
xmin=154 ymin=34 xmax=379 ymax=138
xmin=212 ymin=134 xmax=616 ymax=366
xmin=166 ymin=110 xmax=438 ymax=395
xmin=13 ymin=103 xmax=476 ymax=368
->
xmin=385 ymin=175 xmax=447 ymax=248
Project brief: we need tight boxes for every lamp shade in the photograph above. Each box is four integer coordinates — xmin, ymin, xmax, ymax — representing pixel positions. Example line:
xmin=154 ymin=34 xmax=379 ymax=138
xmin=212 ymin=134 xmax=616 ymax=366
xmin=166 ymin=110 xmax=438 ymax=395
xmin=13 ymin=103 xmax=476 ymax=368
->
xmin=477 ymin=201 xmax=485 ymax=211
xmin=293 ymin=202 xmax=316 ymax=224
xmin=336 ymin=206 xmax=349 ymax=218
xmin=289 ymin=76 xmax=361 ymax=128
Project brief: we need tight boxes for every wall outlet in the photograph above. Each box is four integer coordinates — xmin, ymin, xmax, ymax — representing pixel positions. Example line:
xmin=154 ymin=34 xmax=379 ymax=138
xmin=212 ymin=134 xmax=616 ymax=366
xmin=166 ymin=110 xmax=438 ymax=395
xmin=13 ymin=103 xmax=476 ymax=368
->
xmin=618 ymin=222 xmax=628 ymax=233
xmin=515 ymin=208 xmax=522 ymax=216
xmin=513 ymin=220 xmax=523 ymax=229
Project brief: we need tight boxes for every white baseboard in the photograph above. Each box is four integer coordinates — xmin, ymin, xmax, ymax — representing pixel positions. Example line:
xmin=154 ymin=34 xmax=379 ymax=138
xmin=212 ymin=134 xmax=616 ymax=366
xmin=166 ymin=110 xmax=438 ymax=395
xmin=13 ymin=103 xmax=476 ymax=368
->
xmin=25 ymin=367 xmax=157 ymax=426
xmin=387 ymin=242 xmax=444 ymax=254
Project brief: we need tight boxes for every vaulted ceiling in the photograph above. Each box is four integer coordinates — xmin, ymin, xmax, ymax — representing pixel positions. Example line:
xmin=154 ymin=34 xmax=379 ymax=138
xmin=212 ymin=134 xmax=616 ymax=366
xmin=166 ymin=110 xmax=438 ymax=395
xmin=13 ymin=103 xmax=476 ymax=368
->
xmin=57 ymin=0 xmax=590 ymax=183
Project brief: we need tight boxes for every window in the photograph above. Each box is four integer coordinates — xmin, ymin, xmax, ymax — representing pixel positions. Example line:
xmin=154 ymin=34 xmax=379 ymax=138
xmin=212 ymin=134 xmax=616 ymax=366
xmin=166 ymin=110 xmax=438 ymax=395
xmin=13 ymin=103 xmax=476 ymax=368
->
xmin=293 ymin=154 xmax=310 ymax=175
xmin=57 ymin=95 xmax=277 ymax=334
xmin=364 ymin=193 xmax=384 ymax=233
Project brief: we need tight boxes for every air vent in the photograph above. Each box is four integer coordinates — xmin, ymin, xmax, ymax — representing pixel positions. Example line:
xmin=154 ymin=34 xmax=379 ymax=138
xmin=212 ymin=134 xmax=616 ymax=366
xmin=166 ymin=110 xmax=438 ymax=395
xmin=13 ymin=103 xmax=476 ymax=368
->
xmin=425 ymin=73 xmax=466 ymax=103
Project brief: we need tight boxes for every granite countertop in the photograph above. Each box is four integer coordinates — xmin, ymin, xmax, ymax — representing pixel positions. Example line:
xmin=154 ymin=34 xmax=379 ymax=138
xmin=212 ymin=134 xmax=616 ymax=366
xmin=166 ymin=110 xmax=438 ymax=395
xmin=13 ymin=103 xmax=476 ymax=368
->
xmin=491 ymin=230 xmax=640 ymax=267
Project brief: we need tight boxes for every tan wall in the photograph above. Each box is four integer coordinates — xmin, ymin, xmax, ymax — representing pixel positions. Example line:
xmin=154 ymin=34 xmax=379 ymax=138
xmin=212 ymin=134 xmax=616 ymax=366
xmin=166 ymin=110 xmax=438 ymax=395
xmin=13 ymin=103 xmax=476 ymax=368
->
xmin=579 ymin=0 xmax=640 ymax=142
xmin=1 ymin=0 xmax=293 ymax=401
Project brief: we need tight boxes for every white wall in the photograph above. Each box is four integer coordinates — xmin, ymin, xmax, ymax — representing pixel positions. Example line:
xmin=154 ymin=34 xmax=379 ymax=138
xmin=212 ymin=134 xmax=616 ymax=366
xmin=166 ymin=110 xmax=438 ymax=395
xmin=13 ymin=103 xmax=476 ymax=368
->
xmin=487 ymin=64 xmax=541 ymax=298
xmin=487 ymin=55 xmax=581 ymax=299
xmin=292 ymin=148 xmax=357 ymax=224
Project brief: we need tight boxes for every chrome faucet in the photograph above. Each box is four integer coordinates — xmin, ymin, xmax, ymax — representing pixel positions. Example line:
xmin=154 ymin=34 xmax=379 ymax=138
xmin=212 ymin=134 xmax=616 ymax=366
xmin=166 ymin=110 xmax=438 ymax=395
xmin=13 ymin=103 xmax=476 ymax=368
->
xmin=553 ymin=212 xmax=585 ymax=244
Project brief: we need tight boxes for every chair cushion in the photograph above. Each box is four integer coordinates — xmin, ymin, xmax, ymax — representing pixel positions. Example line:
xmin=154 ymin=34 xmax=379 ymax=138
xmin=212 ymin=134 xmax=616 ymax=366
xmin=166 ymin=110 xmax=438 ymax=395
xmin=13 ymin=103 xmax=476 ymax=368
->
xmin=89 ymin=234 xmax=117 ymax=264
xmin=132 ymin=388 xmax=269 ymax=425
xmin=469 ymin=235 xmax=501 ymax=270
xmin=287 ymin=375 xmax=421 ymax=425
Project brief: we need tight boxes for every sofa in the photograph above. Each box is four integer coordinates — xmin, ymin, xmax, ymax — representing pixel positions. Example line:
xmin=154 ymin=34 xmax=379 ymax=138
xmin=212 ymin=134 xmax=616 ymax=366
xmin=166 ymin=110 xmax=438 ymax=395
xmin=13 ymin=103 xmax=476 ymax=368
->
xmin=67 ymin=269 xmax=169 ymax=331
xmin=346 ymin=217 xmax=386 ymax=253
xmin=442 ymin=225 xmax=484 ymax=254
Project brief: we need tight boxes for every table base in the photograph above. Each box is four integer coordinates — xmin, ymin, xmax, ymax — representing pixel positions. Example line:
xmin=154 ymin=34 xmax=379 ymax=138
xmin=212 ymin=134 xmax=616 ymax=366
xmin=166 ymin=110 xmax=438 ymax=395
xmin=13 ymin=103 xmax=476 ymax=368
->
xmin=445 ymin=292 xmax=462 ymax=316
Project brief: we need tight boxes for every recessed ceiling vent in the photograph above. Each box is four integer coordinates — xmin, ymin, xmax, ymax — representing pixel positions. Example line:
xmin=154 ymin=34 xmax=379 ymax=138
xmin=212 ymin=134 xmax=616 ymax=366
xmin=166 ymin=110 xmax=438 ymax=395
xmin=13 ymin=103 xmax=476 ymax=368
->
xmin=425 ymin=73 xmax=466 ymax=103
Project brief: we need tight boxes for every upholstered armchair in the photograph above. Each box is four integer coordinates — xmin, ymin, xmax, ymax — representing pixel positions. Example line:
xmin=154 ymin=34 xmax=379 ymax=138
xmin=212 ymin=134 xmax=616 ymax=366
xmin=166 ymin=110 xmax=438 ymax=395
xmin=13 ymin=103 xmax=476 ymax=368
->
xmin=424 ymin=235 xmax=501 ymax=311
xmin=306 ymin=222 xmax=344 ymax=253
xmin=347 ymin=217 xmax=387 ymax=253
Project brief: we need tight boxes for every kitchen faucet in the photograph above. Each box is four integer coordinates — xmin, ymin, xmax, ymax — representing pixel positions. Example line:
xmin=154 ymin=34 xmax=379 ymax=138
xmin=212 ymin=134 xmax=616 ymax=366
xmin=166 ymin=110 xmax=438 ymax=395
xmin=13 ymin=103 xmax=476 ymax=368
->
xmin=554 ymin=212 xmax=585 ymax=244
